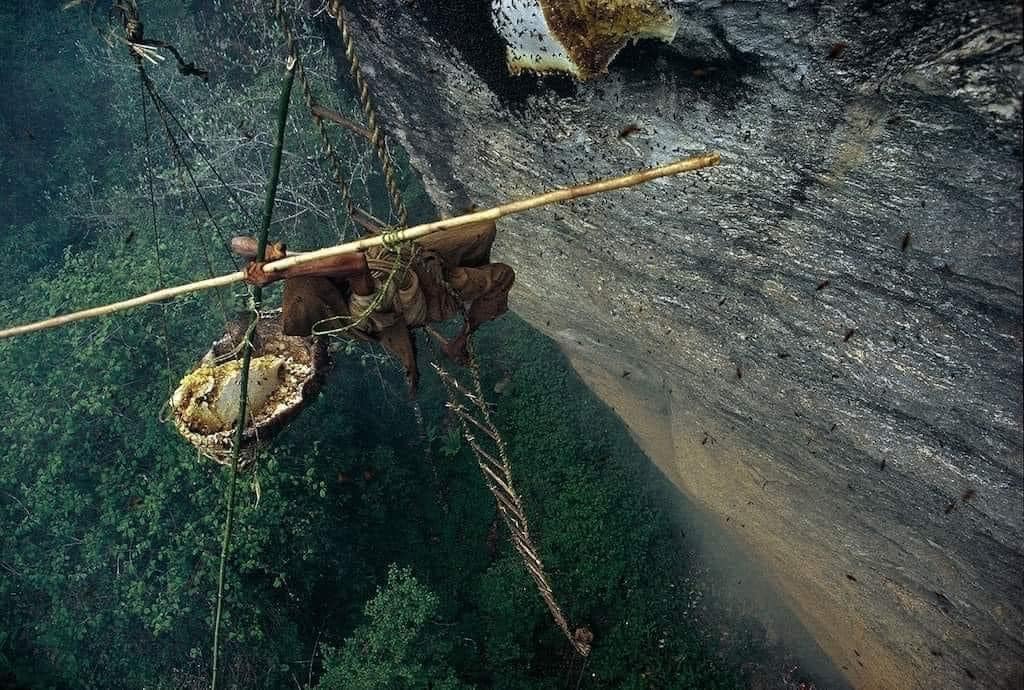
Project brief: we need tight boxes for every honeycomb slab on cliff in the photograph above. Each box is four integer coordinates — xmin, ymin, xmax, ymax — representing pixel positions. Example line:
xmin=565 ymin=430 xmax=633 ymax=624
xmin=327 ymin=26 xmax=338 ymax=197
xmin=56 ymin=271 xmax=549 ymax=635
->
xmin=492 ymin=0 xmax=679 ymax=79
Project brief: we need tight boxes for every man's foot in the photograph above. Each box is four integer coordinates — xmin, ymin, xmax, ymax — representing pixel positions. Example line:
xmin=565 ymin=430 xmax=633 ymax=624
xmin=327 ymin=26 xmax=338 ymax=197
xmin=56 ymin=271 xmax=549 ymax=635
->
xmin=423 ymin=326 xmax=470 ymax=365
xmin=442 ymin=334 xmax=470 ymax=365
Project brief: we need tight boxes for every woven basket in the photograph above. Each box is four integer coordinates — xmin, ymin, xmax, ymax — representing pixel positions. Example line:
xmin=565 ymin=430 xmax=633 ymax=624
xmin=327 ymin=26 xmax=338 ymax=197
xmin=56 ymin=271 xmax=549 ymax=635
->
xmin=168 ymin=313 xmax=329 ymax=468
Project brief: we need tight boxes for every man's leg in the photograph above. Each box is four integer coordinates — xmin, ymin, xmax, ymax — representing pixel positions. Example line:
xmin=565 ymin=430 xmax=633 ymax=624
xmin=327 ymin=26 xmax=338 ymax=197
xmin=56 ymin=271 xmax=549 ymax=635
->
xmin=442 ymin=263 xmax=515 ymax=362
xmin=281 ymin=277 xmax=348 ymax=336
xmin=414 ymin=220 xmax=497 ymax=268
xmin=374 ymin=320 xmax=420 ymax=396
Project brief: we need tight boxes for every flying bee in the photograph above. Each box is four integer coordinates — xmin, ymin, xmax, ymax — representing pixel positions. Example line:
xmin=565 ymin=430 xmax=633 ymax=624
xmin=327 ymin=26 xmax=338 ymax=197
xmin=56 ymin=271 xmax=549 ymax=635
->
xmin=828 ymin=42 xmax=848 ymax=60
xmin=617 ymin=123 xmax=641 ymax=138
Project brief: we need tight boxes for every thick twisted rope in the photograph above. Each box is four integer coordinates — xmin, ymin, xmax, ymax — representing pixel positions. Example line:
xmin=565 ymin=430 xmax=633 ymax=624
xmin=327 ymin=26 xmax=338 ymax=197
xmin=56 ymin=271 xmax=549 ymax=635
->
xmin=274 ymin=2 xmax=359 ymax=237
xmin=327 ymin=0 xmax=408 ymax=227
xmin=433 ymin=352 xmax=592 ymax=657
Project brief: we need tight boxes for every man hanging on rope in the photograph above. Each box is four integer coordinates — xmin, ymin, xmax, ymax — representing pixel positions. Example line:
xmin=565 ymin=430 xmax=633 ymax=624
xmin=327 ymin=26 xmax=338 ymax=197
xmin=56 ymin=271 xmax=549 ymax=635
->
xmin=231 ymin=216 xmax=515 ymax=395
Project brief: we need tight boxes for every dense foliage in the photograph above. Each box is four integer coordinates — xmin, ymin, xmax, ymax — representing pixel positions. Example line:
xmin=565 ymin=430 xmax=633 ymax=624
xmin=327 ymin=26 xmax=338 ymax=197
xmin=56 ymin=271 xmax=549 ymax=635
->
xmin=1 ymin=3 xmax=774 ymax=689
xmin=1 ymin=254 xmax=746 ymax=689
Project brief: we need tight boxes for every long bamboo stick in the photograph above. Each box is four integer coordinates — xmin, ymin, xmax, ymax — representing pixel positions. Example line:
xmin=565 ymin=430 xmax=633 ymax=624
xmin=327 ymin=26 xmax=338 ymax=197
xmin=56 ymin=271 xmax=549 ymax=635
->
xmin=263 ymin=152 xmax=720 ymax=273
xmin=0 ymin=152 xmax=720 ymax=340
xmin=0 ymin=272 xmax=245 ymax=339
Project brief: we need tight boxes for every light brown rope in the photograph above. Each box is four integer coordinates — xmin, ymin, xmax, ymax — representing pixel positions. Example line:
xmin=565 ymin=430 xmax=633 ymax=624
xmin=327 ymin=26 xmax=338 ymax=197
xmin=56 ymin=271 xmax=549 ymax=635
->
xmin=327 ymin=0 xmax=408 ymax=227
xmin=274 ymin=2 xmax=359 ymax=234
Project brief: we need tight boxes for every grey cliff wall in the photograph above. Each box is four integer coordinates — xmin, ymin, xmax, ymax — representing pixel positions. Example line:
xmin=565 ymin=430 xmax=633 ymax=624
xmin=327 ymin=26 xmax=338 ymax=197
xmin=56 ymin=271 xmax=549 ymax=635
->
xmin=335 ymin=1 xmax=1022 ymax=688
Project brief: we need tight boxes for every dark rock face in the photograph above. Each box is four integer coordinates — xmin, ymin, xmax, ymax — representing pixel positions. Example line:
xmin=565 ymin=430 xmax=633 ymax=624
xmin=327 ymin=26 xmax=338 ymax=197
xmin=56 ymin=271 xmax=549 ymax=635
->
xmin=335 ymin=1 xmax=1022 ymax=687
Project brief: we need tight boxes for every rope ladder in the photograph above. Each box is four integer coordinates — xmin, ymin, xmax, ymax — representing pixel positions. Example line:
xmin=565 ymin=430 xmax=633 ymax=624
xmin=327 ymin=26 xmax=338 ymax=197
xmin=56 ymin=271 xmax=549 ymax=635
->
xmin=433 ymin=359 xmax=593 ymax=657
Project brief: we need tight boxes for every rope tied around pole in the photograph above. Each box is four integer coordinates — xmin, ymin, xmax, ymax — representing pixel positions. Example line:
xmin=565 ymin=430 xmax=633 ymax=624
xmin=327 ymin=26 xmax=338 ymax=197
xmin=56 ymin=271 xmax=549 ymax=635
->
xmin=380 ymin=228 xmax=405 ymax=250
xmin=311 ymin=237 xmax=418 ymax=337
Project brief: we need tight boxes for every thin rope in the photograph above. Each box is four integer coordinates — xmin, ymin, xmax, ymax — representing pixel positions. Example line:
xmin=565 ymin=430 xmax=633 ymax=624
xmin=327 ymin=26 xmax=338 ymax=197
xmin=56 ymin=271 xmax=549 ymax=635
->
xmin=112 ymin=0 xmax=244 ymax=265
xmin=327 ymin=0 xmax=408 ymax=227
xmin=143 ymin=83 xmax=258 ymax=240
xmin=138 ymin=71 xmax=231 ymax=322
xmin=210 ymin=58 xmax=296 ymax=690
xmin=310 ymin=242 xmax=416 ymax=336
xmin=137 ymin=64 xmax=174 ymax=397
xmin=410 ymin=396 xmax=448 ymax=514
xmin=139 ymin=73 xmax=240 ymax=271
xmin=574 ymin=654 xmax=591 ymax=690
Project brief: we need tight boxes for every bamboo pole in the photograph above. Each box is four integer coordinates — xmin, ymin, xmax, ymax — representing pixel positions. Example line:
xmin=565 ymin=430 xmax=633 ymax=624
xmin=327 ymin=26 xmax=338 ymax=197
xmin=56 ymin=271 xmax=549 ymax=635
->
xmin=0 ymin=152 xmax=720 ymax=340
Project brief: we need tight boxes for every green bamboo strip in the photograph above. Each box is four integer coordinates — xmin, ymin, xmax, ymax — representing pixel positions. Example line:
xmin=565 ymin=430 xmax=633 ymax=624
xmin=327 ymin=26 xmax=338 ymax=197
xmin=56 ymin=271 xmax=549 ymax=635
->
xmin=209 ymin=60 xmax=295 ymax=690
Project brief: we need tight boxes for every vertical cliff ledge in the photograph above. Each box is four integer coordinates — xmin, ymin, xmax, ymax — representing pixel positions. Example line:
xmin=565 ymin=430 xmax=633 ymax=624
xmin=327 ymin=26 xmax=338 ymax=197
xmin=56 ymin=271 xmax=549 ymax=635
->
xmin=337 ymin=1 xmax=1022 ymax=687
